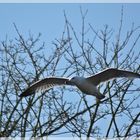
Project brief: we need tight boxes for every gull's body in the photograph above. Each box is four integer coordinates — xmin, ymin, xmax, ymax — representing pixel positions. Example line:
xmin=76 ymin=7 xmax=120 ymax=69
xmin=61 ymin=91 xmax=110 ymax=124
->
xmin=20 ymin=68 xmax=140 ymax=99
xmin=70 ymin=77 xmax=105 ymax=99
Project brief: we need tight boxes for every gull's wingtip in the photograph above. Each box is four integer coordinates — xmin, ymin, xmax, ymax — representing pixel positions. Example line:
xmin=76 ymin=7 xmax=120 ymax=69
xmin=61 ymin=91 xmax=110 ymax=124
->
xmin=19 ymin=94 xmax=23 ymax=97
xmin=19 ymin=90 xmax=35 ymax=97
xmin=19 ymin=92 xmax=27 ymax=97
xmin=19 ymin=92 xmax=26 ymax=97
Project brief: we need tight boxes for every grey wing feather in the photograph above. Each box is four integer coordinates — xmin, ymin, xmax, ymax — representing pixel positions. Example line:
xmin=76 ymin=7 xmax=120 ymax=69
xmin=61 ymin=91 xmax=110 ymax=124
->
xmin=87 ymin=68 xmax=140 ymax=86
xmin=20 ymin=77 xmax=74 ymax=97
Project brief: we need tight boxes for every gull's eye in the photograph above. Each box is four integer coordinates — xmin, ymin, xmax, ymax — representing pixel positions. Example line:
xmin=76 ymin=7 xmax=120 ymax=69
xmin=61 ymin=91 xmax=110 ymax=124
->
xmin=71 ymin=77 xmax=75 ymax=80
xmin=70 ymin=77 xmax=74 ymax=81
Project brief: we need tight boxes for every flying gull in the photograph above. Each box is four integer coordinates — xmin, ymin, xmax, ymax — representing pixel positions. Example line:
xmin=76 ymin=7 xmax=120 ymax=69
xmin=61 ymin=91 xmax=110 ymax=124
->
xmin=19 ymin=68 xmax=140 ymax=99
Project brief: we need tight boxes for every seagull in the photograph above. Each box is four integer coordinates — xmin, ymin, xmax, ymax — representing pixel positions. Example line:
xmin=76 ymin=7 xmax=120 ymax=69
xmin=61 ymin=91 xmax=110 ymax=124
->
xmin=19 ymin=68 xmax=140 ymax=99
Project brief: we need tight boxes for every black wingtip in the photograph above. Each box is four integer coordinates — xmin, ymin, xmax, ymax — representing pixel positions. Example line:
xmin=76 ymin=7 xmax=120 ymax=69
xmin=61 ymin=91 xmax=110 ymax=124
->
xmin=19 ymin=89 xmax=35 ymax=97
xmin=19 ymin=94 xmax=23 ymax=98
xmin=19 ymin=92 xmax=26 ymax=97
xmin=19 ymin=92 xmax=35 ymax=97
xmin=19 ymin=92 xmax=27 ymax=97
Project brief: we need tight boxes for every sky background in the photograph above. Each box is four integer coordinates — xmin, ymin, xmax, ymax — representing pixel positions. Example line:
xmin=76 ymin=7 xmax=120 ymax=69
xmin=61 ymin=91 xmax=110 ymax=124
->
xmin=0 ymin=4 xmax=140 ymax=44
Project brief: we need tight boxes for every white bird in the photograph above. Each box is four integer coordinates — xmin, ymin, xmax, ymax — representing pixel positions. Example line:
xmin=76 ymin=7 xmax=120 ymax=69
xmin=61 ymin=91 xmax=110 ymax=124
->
xmin=19 ymin=68 xmax=140 ymax=99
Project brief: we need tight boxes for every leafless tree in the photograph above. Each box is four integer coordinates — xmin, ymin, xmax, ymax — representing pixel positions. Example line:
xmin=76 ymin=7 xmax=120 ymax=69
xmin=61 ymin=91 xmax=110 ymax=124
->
xmin=0 ymin=7 xmax=140 ymax=138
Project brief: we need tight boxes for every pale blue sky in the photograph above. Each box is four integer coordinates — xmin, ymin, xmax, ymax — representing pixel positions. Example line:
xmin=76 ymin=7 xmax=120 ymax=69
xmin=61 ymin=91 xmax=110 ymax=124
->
xmin=0 ymin=4 xmax=140 ymax=43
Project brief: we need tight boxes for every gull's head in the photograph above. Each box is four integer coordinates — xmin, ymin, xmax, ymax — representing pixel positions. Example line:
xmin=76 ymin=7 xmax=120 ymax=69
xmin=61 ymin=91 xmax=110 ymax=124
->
xmin=70 ymin=76 xmax=85 ymax=84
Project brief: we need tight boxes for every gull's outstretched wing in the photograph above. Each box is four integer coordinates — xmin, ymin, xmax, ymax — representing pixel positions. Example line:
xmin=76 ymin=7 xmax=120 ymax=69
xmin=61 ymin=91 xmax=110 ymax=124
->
xmin=87 ymin=68 xmax=140 ymax=86
xmin=20 ymin=77 xmax=74 ymax=97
